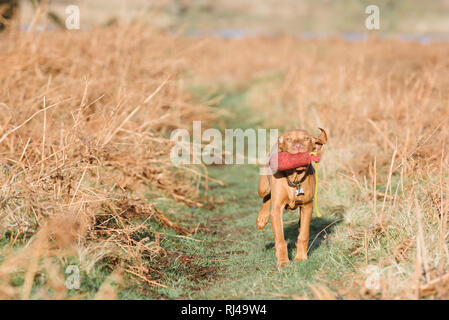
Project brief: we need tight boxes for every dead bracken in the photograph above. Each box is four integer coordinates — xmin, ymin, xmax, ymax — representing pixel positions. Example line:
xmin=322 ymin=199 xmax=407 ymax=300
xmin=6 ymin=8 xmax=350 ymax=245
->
xmin=0 ymin=25 xmax=214 ymax=299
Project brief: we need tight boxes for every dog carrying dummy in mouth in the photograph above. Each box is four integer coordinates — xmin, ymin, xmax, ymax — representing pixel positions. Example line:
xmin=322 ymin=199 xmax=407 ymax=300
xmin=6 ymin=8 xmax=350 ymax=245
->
xmin=269 ymin=151 xmax=321 ymax=173
xmin=256 ymin=128 xmax=327 ymax=268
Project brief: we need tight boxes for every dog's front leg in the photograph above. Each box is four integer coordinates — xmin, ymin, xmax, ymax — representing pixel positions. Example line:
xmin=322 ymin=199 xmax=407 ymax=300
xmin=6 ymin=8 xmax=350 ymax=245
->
xmin=271 ymin=201 xmax=289 ymax=268
xmin=256 ymin=195 xmax=271 ymax=231
xmin=294 ymin=202 xmax=313 ymax=261
xmin=256 ymin=175 xmax=271 ymax=230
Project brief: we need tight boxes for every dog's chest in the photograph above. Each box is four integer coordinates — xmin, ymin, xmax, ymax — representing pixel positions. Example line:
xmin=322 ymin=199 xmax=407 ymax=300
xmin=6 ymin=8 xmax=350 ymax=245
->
xmin=285 ymin=177 xmax=315 ymax=210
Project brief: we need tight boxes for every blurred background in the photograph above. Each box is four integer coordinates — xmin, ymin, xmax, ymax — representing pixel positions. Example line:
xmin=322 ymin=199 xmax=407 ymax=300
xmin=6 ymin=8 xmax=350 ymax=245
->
xmin=2 ymin=0 xmax=449 ymax=36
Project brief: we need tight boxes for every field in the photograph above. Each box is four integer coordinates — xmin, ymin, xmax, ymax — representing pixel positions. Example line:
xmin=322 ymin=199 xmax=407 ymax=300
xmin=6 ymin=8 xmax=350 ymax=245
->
xmin=0 ymin=1 xmax=448 ymax=299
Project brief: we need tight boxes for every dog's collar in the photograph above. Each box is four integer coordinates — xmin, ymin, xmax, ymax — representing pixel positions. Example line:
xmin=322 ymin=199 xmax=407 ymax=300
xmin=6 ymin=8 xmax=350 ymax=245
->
xmin=282 ymin=163 xmax=313 ymax=195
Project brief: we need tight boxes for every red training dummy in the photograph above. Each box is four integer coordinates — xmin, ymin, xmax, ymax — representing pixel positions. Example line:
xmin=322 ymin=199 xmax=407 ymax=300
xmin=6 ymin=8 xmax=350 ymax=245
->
xmin=269 ymin=151 xmax=320 ymax=173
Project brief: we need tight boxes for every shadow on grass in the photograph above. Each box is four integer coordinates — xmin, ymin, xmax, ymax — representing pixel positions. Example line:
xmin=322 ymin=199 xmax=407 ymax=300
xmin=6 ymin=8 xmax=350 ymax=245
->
xmin=265 ymin=214 xmax=343 ymax=260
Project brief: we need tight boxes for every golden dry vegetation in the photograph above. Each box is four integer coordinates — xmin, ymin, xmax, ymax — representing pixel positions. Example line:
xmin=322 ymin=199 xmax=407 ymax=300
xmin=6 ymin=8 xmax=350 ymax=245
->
xmin=0 ymin=25 xmax=215 ymax=298
xmin=0 ymin=9 xmax=448 ymax=299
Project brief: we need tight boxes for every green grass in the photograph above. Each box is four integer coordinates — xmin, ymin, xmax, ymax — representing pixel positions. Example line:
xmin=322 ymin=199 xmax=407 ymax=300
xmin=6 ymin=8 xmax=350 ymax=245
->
xmin=190 ymin=165 xmax=348 ymax=299
xmin=113 ymin=161 xmax=353 ymax=299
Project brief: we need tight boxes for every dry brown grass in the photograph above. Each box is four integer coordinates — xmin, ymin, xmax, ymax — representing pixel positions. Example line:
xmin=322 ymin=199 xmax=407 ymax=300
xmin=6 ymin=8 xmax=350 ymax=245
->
xmin=1 ymin=18 xmax=448 ymax=299
xmin=0 ymin=25 xmax=213 ymax=298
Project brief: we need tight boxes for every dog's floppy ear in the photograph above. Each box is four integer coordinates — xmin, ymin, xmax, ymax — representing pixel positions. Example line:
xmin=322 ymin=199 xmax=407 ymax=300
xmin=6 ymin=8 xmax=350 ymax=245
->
xmin=277 ymin=134 xmax=286 ymax=152
xmin=313 ymin=128 xmax=327 ymax=152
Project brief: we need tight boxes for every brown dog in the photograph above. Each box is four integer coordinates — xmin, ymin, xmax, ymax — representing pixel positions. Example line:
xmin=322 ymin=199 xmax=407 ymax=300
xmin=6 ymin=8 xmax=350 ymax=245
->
xmin=257 ymin=128 xmax=327 ymax=268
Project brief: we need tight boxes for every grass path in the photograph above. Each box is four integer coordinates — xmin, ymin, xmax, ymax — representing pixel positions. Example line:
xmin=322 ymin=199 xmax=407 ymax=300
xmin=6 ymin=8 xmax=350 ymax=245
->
xmin=190 ymin=164 xmax=345 ymax=299
xmin=183 ymin=86 xmax=356 ymax=299
xmin=126 ymin=86 xmax=358 ymax=300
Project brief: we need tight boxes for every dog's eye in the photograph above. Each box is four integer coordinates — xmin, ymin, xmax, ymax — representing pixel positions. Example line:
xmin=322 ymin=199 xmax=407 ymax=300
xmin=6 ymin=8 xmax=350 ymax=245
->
xmin=286 ymin=138 xmax=291 ymax=142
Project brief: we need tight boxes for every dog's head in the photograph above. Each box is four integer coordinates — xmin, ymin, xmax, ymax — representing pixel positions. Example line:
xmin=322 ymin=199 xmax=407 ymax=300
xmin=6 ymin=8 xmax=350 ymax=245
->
xmin=278 ymin=128 xmax=328 ymax=154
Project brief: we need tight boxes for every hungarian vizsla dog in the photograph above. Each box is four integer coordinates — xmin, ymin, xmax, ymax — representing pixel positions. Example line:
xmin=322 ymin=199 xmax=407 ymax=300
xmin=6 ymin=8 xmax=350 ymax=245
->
xmin=257 ymin=128 xmax=327 ymax=268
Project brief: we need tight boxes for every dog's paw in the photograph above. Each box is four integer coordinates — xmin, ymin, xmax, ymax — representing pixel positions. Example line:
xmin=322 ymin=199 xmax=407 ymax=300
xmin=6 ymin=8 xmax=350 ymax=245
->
xmin=294 ymin=254 xmax=308 ymax=262
xmin=256 ymin=216 xmax=269 ymax=231
xmin=276 ymin=259 xmax=290 ymax=269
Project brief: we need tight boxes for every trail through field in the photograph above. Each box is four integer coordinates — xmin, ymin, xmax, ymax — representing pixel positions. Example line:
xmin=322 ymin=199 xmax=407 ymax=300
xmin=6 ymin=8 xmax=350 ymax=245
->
xmin=117 ymin=87 xmax=355 ymax=300
xmin=190 ymin=165 xmax=344 ymax=299
xmin=137 ymin=86 xmax=354 ymax=300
